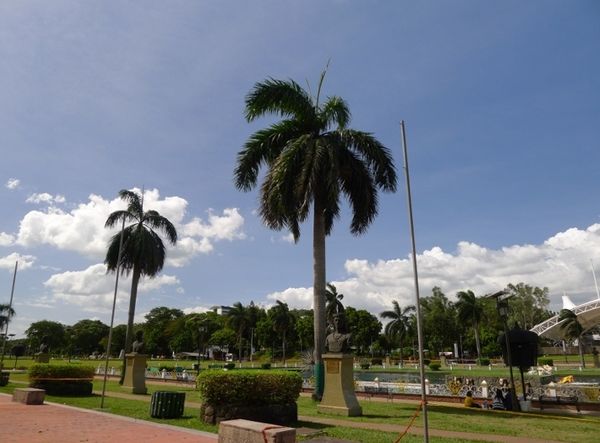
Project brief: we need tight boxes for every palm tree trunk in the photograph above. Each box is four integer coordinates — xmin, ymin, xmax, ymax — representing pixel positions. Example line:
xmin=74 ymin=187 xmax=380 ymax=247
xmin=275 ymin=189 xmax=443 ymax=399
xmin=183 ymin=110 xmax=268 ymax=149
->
xmin=399 ymin=335 xmax=404 ymax=368
xmin=313 ymin=198 xmax=327 ymax=400
xmin=474 ymin=322 xmax=482 ymax=361
xmin=578 ymin=337 xmax=585 ymax=369
xmin=120 ymin=266 xmax=141 ymax=384
xmin=282 ymin=330 xmax=286 ymax=364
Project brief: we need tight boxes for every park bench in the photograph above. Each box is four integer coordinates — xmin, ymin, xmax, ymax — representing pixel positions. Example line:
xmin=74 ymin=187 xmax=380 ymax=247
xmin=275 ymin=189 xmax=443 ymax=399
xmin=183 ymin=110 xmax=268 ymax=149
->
xmin=538 ymin=395 xmax=580 ymax=412
xmin=363 ymin=385 xmax=393 ymax=401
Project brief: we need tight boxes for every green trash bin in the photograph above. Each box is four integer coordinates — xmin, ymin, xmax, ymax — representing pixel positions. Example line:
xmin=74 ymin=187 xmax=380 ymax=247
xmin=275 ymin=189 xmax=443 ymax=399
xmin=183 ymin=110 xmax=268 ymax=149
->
xmin=150 ymin=391 xmax=185 ymax=418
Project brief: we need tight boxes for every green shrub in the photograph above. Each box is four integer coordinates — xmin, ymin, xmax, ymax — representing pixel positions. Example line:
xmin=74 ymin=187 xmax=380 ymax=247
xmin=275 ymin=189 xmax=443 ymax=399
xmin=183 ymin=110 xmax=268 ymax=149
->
xmin=360 ymin=363 xmax=370 ymax=370
xmin=208 ymin=364 xmax=224 ymax=369
xmin=197 ymin=370 xmax=302 ymax=406
xmin=538 ymin=357 xmax=553 ymax=366
xmin=477 ymin=358 xmax=491 ymax=366
xmin=29 ymin=364 xmax=95 ymax=395
xmin=261 ymin=363 xmax=271 ymax=370
xmin=422 ymin=359 xmax=431 ymax=366
xmin=224 ymin=363 xmax=235 ymax=370
xmin=428 ymin=363 xmax=441 ymax=371
xmin=370 ymin=358 xmax=383 ymax=366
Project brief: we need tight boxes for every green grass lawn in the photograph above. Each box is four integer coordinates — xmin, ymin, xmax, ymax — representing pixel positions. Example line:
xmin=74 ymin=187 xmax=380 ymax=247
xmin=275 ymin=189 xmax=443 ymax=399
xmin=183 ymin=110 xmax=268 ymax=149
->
xmin=2 ymin=378 xmax=599 ymax=443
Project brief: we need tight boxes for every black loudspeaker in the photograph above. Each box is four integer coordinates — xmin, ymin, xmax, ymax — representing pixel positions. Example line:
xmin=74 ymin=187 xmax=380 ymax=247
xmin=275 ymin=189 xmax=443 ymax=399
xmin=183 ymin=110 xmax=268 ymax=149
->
xmin=498 ymin=328 xmax=538 ymax=368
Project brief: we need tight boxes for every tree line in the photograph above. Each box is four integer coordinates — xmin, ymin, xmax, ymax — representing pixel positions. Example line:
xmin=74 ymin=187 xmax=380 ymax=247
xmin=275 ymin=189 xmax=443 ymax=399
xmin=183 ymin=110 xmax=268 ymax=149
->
xmin=9 ymin=282 xmax=554 ymax=362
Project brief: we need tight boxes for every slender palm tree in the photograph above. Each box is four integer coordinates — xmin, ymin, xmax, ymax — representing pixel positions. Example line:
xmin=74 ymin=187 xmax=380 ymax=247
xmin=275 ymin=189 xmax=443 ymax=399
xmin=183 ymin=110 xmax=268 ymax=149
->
xmin=104 ymin=189 xmax=177 ymax=372
xmin=235 ymin=69 xmax=397 ymax=397
xmin=380 ymin=301 xmax=415 ymax=367
xmin=455 ymin=290 xmax=485 ymax=361
xmin=0 ymin=304 xmax=15 ymax=331
xmin=559 ymin=309 xmax=586 ymax=368
xmin=227 ymin=302 xmax=248 ymax=361
xmin=0 ymin=304 xmax=16 ymax=369
xmin=325 ymin=283 xmax=345 ymax=329
xmin=270 ymin=300 xmax=293 ymax=364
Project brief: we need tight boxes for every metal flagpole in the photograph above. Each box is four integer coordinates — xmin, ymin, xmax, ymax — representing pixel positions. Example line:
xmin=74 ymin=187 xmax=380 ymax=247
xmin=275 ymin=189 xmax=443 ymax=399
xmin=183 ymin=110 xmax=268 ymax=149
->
xmin=0 ymin=261 xmax=18 ymax=370
xmin=591 ymin=260 xmax=600 ymax=300
xmin=101 ymin=219 xmax=126 ymax=409
xmin=400 ymin=121 xmax=429 ymax=442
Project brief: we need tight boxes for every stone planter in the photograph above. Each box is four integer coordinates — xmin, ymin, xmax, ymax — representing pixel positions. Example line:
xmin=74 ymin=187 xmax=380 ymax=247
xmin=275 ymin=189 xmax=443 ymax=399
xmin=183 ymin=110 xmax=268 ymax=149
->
xmin=200 ymin=402 xmax=297 ymax=425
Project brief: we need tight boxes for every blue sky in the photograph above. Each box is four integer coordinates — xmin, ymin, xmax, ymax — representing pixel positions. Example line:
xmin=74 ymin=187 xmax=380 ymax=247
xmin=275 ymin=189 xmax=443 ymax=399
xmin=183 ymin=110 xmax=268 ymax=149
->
xmin=1 ymin=1 xmax=599 ymax=337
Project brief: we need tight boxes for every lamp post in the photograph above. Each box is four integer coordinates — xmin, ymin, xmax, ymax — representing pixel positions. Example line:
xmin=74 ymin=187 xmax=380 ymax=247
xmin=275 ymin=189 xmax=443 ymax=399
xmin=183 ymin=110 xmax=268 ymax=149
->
xmin=489 ymin=290 xmax=519 ymax=411
xmin=197 ymin=326 xmax=206 ymax=372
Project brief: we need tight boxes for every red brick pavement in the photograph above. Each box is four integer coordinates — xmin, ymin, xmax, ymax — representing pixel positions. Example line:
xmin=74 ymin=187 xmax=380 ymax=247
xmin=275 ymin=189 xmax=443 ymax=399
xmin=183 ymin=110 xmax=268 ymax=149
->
xmin=0 ymin=394 xmax=218 ymax=443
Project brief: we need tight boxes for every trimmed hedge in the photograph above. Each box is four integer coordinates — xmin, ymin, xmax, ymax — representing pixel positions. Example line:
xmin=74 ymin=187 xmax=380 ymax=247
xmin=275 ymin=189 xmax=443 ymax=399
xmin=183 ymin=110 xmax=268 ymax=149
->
xmin=197 ymin=370 xmax=302 ymax=424
xmin=197 ymin=369 xmax=302 ymax=406
xmin=477 ymin=358 xmax=491 ymax=366
xmin=538 ymin=357 xmax=553 ymax=366
xmin=29 ymin=364 xmax=95 ymax=395
xmin=428 ymin=363 xmax=441 ymax=371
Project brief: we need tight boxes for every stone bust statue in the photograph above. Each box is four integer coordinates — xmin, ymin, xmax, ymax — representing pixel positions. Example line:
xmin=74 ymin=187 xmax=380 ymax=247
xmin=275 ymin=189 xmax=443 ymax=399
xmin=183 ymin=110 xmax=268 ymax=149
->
xmin=132 ymin=331 xmax=145 ymax=353
xmin=325 ymin=313 xmax=352 ymax=353
xmin=38 ymin=336 xmax=49 ymax=354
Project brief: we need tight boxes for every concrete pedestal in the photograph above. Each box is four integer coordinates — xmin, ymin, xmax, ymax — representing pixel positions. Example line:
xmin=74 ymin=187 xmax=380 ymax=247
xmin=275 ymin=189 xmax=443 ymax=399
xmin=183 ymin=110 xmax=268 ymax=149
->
xmin=34 ymin=353 xmax=50 ymax=363
xmin=317 ymin=353 xmax=362 ymax=416
xmin=123 ymin=353 xmax=147 ymax=395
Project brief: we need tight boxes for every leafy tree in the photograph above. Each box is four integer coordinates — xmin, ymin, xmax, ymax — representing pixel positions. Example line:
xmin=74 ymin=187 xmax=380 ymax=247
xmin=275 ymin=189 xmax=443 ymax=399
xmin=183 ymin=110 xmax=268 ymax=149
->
xmin=104 ymin=189 xmax=177 ymax=379
xmin=100 ymin=324 xmax=127 ymax=357
xmin=294 ymin=310 xmax=314 ymax=354
xmin=380 ymin=301 xmax=415 ymax=366
xmin=559 ymin=309 xmax=586 ymax=368
xmin=455 ymin=290 xmax=485 ymax=360
xmin=70 ymin=319 xmax=109 ymax=355
xmin=234 ymin=70 xmax=397 ymax=397
xmin=10 ymin=344 xmax=25 ymax=368
xmin=325 ymin=283 xmax=345 ymax=329
xmin=269 ymin=300 xmax=294 ymax=364
xmin=421 ymin=287 xmax=458 ymax=355
xmin=25 ymin=320 xmax=66 ymax=353
xmin=505 ymin=283 xmax=552 ymax=329
xmin=209 ymin=328 xmax=236 ymax=351
xmin=345 ymin=307 xmax=382 ymax=354
xmin=143 ymin=307 xmax=183 ymax=356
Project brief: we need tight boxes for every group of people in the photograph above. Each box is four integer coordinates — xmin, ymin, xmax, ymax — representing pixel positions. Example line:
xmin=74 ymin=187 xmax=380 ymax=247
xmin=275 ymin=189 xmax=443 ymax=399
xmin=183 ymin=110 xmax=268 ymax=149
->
xmin=464 ymin=382 xmax=514 ymax=410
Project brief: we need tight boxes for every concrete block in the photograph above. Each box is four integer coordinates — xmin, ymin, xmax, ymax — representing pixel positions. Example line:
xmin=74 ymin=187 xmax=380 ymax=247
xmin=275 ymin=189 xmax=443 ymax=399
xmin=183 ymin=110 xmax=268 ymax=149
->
xmin=13 ymin=388 xmax=45 ymax=405
xmin=218 ymin=419 xmax=295 ymax=443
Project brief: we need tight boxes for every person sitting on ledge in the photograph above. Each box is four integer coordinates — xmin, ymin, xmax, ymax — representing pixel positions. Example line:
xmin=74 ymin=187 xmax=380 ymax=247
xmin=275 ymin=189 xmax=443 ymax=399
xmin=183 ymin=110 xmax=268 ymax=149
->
xmin=464 ymin=390 xmax=481 ymax=408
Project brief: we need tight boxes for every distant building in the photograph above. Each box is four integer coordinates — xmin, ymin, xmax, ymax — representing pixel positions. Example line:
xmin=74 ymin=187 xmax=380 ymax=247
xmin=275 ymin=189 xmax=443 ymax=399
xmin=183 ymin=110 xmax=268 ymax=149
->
xmin=211 ymin=305 xmax=232 ymax=316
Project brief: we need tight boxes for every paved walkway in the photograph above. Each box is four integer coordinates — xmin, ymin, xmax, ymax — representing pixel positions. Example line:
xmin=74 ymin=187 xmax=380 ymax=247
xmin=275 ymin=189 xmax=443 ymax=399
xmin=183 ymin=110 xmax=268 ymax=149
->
xmin=0 ymin=394 xmax=218 ymax=443
xmin=0 ymin=387 xmax=587 ymax=443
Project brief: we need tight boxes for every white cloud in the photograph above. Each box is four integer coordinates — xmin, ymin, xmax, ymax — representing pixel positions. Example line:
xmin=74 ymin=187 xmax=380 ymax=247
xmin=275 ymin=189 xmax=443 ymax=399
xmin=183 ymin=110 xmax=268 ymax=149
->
xmin=182 ymin=305 xmax=211 ymax=314
xmin=43 ymin=263 xmax=179 ymax=313
xmin=15 ymin=189 xmax=247 ymax=265
xmin=265 ymin=223 xmax=600 ymax=316
xmin=26 ymin=193 xmax=66 ymax=204
xmin=0 ymin=252 xmax=35 ymax=271
xmin=0 ymin=232 xmax=14 ymax=246
xmin=5 ymin=178 xmax=20 ymax=190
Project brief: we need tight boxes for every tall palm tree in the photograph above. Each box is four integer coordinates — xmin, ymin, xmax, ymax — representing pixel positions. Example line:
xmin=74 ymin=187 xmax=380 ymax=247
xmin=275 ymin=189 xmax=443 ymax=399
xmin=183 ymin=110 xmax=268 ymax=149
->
xmin=227 ymin=302 xmax=248 ymax=361
xmin=380 ymin=301 xmax=415 ymax=367
xmin=559 ymin=309 xmax=586 ymax=368
xmin=104 ymin=189 xmax=177 ymax=372
xmin=270 ymin=300 xmax=293 ymax=364
xmin=455 ymin=290 xmax=485 ymax=361
xmin=234 ymin=69 xmax=397 ymax=398
xmin=325 ymin=283 xmax=345 ymax=329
